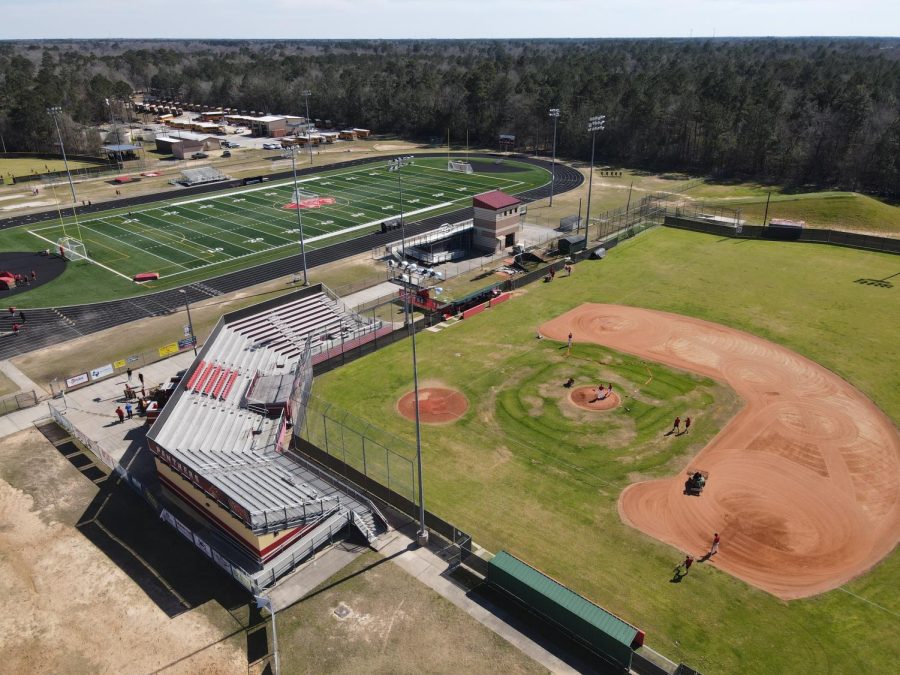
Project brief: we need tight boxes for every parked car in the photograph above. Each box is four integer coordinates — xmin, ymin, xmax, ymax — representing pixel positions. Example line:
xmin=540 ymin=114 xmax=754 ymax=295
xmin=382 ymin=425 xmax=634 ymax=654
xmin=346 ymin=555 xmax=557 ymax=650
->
xmin=190 ymin=152 xmax=209 ymax=159
xmin=222 ymin=150 xmax=231 ymax=158
xmin=262 ymin=142 xmax=281 ymax=150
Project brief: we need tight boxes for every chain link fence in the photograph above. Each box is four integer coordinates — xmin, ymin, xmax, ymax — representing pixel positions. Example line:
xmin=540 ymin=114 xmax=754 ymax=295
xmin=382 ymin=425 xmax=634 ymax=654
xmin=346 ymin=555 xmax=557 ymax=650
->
xmin=0 ymin=390 xmax=39 ymax=417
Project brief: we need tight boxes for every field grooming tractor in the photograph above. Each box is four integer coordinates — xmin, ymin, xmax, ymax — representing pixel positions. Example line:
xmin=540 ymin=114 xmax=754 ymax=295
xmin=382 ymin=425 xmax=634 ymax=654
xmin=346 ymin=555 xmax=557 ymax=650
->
xmin=684 ymin=470 xmax=709 ymax=496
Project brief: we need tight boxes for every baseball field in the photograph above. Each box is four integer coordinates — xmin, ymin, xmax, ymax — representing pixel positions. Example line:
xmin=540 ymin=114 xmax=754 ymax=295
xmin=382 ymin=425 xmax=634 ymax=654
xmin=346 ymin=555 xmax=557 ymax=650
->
xmin=311 ymin=226 xmax=900 ymax=673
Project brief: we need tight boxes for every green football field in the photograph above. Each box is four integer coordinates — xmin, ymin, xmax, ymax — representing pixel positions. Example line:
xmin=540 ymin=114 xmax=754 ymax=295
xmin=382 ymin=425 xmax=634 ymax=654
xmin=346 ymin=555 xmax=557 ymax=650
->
xmin=312 ymin=227 xmax=900 ymax=674
xmin=24 ymin=157 xmax=547 ymax=283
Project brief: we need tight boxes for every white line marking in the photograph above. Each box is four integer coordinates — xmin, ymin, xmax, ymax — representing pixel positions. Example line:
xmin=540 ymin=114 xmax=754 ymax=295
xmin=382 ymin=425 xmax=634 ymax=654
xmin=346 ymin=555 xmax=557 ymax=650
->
xmin=26 ymin=230 xmax=134 ymax=281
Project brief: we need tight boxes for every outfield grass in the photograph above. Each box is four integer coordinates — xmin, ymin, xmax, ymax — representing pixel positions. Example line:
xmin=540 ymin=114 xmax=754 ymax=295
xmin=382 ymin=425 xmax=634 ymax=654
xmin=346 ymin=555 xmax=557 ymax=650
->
xmin=312 ymin=227 xmax=900 ymax=674
xmin=0 ymin=155 xmax=547 ymax=307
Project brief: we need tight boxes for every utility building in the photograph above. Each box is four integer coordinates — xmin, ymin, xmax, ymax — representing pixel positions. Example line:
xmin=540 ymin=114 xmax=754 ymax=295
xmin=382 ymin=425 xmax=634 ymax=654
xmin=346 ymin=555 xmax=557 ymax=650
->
xmin=472 ymin=190 xmax=523 ymax=253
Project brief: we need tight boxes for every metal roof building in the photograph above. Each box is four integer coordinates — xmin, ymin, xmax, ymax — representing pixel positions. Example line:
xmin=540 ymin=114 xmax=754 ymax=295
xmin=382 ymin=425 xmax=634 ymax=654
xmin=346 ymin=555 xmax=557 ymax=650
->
xmin=146 ymin=284 xmax=388 ymax=578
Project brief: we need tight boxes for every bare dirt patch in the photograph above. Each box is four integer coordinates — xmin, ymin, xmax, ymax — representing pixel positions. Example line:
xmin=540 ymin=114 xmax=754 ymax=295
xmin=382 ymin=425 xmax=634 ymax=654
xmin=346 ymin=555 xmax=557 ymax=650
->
xmin=541 ymin=304 xmax=900 ymax=600
xmin=397 ymin=387 xmax=468 ymax=424
xmin=0 ymin=427 xmax=245 ymax=673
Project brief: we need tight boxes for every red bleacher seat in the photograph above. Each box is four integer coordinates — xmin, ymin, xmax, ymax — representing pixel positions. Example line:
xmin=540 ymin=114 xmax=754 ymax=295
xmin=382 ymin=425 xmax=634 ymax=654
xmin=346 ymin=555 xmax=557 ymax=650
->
xmin=212 ymin=368 xmax=233 ymax=398
xmin=185 ymin=361 xmax=207 ymax=389
xmin=192 ymin=362 xmax=215 ymax=392
xmin=220 ymin=371 xmax=239 ymax=400
xmin=202 ymin=366 xmax=222 ymax=395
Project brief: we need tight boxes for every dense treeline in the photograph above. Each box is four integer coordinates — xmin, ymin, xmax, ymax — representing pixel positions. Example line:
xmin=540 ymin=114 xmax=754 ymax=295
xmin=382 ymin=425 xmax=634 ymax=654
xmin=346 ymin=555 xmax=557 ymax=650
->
xmin=1 ymin=38 xmax=898 ymax=195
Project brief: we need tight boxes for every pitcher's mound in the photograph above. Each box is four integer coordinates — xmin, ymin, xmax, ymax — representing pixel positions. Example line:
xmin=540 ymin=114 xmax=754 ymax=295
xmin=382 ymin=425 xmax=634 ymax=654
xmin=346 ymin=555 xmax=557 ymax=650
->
xmin=569 ymin=386 xmax=621 ymax=411
xmin=397 ymin=387 xmax=468 ymax=424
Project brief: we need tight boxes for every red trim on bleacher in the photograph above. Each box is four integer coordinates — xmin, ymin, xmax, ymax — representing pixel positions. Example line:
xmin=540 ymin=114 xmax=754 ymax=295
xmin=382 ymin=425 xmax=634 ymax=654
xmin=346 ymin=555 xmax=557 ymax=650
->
xmin=185 ymin=361 xmax=207 ymax=389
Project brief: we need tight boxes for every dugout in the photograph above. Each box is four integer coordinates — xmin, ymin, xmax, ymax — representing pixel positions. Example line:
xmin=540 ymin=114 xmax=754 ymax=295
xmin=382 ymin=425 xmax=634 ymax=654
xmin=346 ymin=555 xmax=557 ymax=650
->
xmin=558 ymin=235 xmax=586 ymax=255
xmin=765 ymin=218 xmax=805 ymax=241
xmin=488 ymin=551 xmax=644 ymax=671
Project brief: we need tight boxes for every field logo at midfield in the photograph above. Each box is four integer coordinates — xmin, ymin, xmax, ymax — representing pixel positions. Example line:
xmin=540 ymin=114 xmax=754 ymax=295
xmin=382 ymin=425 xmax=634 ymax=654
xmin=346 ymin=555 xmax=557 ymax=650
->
xmin=283 ymin=197 xmax=336 ymax=209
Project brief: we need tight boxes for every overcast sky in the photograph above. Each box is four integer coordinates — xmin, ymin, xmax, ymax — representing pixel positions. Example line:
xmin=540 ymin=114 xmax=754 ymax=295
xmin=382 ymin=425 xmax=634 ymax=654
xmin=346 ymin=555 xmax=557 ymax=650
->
xmin=1 ymin=0 xmax=897 ymax=40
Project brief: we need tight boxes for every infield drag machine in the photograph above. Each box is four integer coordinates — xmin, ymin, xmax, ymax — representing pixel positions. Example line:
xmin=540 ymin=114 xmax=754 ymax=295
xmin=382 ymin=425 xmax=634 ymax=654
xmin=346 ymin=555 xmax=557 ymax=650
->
xmin=684 ymin=470 xmax=709 ymax=496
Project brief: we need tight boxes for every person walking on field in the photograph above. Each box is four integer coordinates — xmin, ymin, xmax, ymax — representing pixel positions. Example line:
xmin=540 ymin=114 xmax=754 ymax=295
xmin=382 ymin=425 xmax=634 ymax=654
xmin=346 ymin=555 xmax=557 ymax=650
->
xmin=672 ymin=416 xmax=681 ymax=433
xmin=684 ymin=416 xmax=692 ymax=434
xmin=709 ymin=533 xmax=720 ymax=556
xmin=675 ymin=554 xmax=694 ymax=577
xmin=567 ymin=332 xmax=573 ymax=349
xmin=115 ymin=406 xmax=125 ymax=424
xmin=126 ymin=367 xmax=133 ymax=382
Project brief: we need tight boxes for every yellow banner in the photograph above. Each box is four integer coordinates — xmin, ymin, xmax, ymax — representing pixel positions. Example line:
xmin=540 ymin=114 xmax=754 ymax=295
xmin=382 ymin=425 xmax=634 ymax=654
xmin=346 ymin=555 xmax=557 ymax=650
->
xmin=158 ymin=342 xmax=179 ymax=357
xmin=113 ymin=359 xmax=126 ymax=369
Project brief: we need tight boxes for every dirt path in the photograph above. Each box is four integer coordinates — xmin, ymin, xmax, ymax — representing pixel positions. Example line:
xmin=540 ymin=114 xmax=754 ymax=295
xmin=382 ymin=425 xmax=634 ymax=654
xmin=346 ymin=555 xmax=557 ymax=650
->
xmin=540 ymin=304 xmax=900 ymax=600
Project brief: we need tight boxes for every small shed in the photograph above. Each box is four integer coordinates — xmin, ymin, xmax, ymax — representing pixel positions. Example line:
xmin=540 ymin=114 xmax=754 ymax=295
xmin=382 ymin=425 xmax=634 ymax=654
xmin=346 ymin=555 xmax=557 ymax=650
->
xmin=559 ymin=215 xmax=582 ymax=232
xmin=558 ymin=235 xmax=586 ymax=255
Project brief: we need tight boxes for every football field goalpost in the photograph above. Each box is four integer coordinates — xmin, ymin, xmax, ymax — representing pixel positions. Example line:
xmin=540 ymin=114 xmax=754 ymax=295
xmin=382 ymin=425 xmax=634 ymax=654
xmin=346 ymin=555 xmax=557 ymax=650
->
xmin=57 ymin=236 xmax=88 ymax=262
xmin=447 ymin=160 xmax=474 ymax=174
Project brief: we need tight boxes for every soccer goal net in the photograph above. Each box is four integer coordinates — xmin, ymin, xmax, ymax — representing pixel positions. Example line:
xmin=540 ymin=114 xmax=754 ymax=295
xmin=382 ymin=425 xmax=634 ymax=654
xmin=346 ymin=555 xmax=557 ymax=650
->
xmin=448 ymin=160 xmax=474 ymax=174
xmin=293 ymin=188 xmax=320 ymax=203
xmin=57 ymin=237 xmax=88 ymax=262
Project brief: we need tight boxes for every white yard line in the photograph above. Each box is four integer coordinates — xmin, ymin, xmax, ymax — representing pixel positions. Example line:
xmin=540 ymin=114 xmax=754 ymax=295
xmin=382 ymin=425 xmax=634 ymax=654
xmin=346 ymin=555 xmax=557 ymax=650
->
xmin=159 ymin=201 xmax=454 ymax=279
xmin=26 ymin=229 xmax=135 ymax=282
xmin=170 ymin=176 xmax=321 ymax=206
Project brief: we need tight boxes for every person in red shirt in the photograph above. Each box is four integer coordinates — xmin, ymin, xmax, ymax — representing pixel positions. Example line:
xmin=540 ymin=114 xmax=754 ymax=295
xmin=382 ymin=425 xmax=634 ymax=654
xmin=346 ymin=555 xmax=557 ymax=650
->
xmin=115 ymin=406 xmax=125 ymax=423
xmin=684 ymin=416 xmax=692 ymax=434
xmin=709 ymin=533 xmax=720 ymax=556
xmin=672 ymin=416 xmax=681 ymax=433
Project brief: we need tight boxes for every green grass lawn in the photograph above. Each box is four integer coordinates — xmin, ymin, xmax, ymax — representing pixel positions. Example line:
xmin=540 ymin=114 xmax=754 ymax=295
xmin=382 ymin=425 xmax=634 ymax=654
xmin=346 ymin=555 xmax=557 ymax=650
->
xmin=686 ymin=187 xmax=900 ymax=236
xmin=1 ymin=155 xmax=547 ymax=307
xmin=0 ymin=156 xmax=107 ymax=176
xmin=312 ymin=227 xmax=900 ymax=674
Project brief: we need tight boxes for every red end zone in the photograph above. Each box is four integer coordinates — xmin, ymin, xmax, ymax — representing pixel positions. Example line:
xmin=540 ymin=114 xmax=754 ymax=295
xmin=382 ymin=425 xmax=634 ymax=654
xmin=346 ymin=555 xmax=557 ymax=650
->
xmin=283 ymin=197 xmax=336 ymax=209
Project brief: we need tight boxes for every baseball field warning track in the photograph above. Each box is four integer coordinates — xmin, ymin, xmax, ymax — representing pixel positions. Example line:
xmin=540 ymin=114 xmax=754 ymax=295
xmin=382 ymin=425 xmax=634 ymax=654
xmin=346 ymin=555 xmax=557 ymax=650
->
xmin=540 ymin=304 xmax=900 ymax=600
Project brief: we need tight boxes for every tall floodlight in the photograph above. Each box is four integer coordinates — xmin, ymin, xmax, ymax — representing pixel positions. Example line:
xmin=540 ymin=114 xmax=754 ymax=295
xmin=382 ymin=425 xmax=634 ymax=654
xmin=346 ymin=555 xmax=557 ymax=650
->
xmin=302 ymin=90 xmax=313 ymax=164
xmin=47 ymin=106 xmax=84 ymax=244
xmin=548 ymin=108 xmax=560 ymax=207
xmin=584 ymin=114 xmax=606 ymax=248
xmin=388 ymin=155 xmax=428 ymax=547
xmin=47 ymin=107 xmax=79 ymax=206
xmin=178 ymin=289 xmax=199 ymax=356
xmin=289 ymin=146 xmax=309 ymax=285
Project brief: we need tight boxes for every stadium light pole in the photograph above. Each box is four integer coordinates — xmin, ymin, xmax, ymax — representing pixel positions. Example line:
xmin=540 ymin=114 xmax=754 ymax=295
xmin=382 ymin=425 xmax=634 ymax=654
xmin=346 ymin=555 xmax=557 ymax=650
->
xmin=549 ymin=108 xmax=560 ymax=207
xmin=388 ymin=155 xmax=428 ymax=547
xmin=256 ymin=595 xmax=279 ymax=675
xmin=178 ymin=289 xmax=199 ymax=356
xmin=288 ymin=146 xmax=309 ymax=285
xmin=301 ymin=89 xmax=313 ymax=164
xmin=47 ymin=106 xmax=79 ymax=207
xmin=47 ymin=106 xmax=85 ymax=246
xmin=584 ymin=114 xmax=606 ymax=249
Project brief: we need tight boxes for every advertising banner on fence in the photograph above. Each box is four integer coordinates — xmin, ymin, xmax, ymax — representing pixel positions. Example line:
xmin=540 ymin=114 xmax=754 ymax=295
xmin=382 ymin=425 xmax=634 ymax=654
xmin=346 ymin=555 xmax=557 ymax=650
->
xmin=175 ymin=519 xmax=194 ymax=541
xmin=113 ymin=359 xmax=127 ymax=369
xmin=90 ymin=364 xmax=114 ymax=380
xmin=65 ymin=373 xmax=89 ymax=388
xmin=178 ymin=336 xmax=197 ymax=351
xmin=159 ymin=342 xmax=179 ymax=357
xmin=193 ymin=535 xmax=213 ymax=558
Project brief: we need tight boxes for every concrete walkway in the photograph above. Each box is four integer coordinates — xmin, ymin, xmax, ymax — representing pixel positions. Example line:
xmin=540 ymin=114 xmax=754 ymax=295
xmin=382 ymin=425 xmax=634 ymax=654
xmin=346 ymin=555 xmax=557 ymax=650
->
xmin=0 ymin=359 xmax=47 ymax=395
xmin=378 ymin=529 xmax=580 ymax=674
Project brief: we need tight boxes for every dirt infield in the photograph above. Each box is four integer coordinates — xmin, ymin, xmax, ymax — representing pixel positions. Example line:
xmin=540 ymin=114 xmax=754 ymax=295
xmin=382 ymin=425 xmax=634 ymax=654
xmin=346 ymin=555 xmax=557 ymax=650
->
xmin=540 ymin=304 xmax=900 ymax=600
xmin=568 ymin=386 xmax=621 ymax=411
xmin=397 ymin=387 xmax=468 ymax=424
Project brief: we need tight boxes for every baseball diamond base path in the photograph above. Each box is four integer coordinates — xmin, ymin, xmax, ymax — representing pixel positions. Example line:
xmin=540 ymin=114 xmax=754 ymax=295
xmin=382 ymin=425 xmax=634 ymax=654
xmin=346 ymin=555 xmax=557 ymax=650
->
xmin=540 ymin=304 xmax=900 ymax=600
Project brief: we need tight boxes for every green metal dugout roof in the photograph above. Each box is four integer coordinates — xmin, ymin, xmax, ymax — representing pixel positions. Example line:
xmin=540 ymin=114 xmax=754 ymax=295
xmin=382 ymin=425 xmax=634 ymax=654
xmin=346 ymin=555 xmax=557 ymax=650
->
xmin=489 ymin=551 xmax=638 ymax=647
